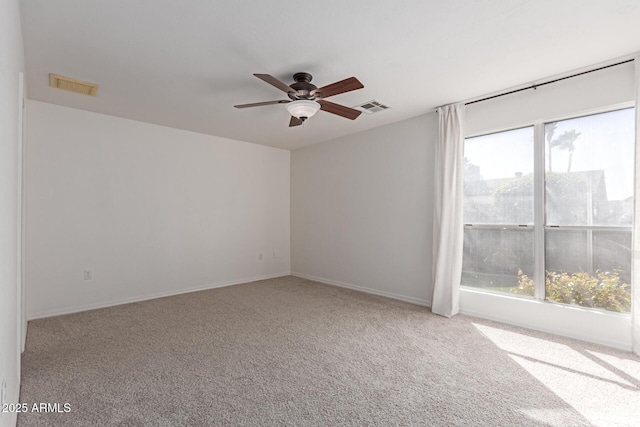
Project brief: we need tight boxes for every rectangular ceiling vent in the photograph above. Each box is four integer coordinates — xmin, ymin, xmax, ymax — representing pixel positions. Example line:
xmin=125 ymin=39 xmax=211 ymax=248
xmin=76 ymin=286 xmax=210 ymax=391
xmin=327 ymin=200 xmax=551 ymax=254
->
xmin=49 ymin=74 xmax=99 ymax=96
xmin=354 ymin=100 xmax=390 ymax=114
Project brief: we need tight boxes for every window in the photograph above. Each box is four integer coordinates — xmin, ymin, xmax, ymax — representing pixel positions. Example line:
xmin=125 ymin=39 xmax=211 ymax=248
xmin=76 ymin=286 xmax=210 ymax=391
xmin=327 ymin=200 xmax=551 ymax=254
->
xmin=462 ymin=127 xmax=535 ymax=296
xmin=462 ymin=108 xmax=634 ymax=313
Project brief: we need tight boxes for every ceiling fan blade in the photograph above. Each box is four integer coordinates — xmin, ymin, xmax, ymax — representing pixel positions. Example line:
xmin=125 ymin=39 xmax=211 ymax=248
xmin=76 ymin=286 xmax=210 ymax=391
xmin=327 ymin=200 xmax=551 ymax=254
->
xmin=312 ymin=77 xmax=364 ymax=98
xmin=318 ymin=100 xmax=362 ymax=120
xmin=234 ymin=100 xmax=289 ymax=109
xmin=289 ymin=116 xmax=303 ymax=127
xmin=254 ymin=74 xmax=296 ymax=94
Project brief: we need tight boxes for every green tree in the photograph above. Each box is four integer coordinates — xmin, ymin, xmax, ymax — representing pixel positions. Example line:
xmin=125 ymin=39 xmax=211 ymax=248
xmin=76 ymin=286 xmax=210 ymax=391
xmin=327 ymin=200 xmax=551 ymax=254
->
xmin=547 ymin=123 xmax=581 ymax=173
xmin=492 ymin=172 xmax=587 ymax=224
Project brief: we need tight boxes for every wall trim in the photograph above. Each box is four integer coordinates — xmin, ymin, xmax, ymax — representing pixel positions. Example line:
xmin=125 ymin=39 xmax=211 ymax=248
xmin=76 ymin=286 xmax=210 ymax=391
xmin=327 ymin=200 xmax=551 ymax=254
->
xmin=459 ymin=288 xmax=632 ymax=351
xmin=291 ymin=272 xmax=431 ymax=307
xmin=27 ymin=271 xmax=291 ymax=320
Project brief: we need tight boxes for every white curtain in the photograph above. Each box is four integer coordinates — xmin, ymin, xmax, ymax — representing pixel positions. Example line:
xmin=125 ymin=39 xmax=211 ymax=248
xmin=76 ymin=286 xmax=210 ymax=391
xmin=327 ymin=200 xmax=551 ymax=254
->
xmin=431 ymin=103 xmax=465 ymax=318
xmin=633 ymin=55 xmax=640 ymax=356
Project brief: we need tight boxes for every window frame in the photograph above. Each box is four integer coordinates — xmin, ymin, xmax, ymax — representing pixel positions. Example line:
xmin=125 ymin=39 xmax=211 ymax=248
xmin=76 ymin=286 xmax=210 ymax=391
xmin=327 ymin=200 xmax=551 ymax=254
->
xmin=461 ymin=106 xmax=634 ymax=311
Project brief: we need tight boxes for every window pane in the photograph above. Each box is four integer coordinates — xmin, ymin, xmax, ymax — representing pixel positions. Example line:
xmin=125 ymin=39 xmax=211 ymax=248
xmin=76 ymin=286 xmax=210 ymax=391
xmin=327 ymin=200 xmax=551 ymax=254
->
xmin=545 ymin=229 xmax=631 ymax=312
xmin=464 ymin=127 xmax=534 ymax=224
xmin=545 ymin=109 xmax=634 ymax=226
xmin=462 ymin=228 xmax=534 ymax=297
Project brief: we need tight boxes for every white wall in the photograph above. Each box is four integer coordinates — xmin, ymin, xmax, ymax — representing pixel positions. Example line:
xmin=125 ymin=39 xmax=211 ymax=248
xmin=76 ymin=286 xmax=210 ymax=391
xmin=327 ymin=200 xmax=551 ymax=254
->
xmin=466 ymin=60 xmax=635 ymax=136
xmin=0 ymin=0 xmax=25 ymax=426
xmin=291 ymin=114 xmax=436 ymax=305
xmin=25 ymin=101 xmax=290 ymax=319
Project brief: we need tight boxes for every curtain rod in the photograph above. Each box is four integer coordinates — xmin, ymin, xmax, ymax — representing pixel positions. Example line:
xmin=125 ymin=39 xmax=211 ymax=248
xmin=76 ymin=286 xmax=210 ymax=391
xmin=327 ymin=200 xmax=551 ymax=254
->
xmin=465 ymin=58 xmax=635 ymax=106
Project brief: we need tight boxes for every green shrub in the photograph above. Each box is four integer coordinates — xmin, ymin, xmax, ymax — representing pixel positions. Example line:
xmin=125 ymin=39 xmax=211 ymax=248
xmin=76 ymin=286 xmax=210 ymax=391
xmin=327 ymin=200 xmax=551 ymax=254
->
xmin=512 ymin=269 xmax=631 ymax=313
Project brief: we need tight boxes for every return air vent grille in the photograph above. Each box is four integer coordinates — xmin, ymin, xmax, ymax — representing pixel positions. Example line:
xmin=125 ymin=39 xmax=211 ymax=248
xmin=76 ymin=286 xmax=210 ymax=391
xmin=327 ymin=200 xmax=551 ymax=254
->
xmin=49 ymin=74 xmax=99 ymax=96
xmin=354 ymin=100 xmax=390 ymax=114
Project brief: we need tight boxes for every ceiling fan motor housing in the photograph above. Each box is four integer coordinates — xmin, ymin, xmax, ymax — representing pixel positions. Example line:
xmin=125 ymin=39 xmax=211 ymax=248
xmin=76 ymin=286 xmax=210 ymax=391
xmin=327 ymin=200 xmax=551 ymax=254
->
xmin=289 ymin=72 xmax=318 ymax=100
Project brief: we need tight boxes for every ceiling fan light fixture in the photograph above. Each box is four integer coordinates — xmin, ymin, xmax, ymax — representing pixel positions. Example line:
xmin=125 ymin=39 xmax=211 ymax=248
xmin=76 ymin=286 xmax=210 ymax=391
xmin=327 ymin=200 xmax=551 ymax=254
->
xmin=286 ymin=100 xmax=320 ymax=120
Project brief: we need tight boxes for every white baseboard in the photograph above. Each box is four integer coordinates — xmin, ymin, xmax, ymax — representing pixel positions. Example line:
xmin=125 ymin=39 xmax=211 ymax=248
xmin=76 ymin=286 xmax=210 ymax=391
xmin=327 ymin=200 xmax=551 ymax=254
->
xmin=27 ymin=271 xmax=291 ymax=320
xmin=291 ymin=272 xmax=431 ymax=307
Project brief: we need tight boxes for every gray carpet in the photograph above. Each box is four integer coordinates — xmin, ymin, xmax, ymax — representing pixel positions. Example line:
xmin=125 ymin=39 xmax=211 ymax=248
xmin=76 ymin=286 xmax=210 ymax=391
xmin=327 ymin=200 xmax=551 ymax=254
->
xmin=18 ymin=276 xmax=640 ymax=426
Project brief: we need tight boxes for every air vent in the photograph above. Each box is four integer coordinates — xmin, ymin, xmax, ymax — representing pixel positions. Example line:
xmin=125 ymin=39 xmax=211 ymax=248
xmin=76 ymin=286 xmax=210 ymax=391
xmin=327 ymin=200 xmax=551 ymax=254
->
xmin=354 ymin=100 xmax=390 ymax=114
xmin=49 ymin=74 xmax=99 ymax=96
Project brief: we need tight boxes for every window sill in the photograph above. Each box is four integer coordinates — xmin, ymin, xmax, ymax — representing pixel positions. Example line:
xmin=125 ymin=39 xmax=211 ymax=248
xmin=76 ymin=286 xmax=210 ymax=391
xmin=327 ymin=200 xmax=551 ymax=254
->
xmin=459 ymin=287 xmax=632 ymax=351
xmin=460 ymin=286 xmax=631 ymax=318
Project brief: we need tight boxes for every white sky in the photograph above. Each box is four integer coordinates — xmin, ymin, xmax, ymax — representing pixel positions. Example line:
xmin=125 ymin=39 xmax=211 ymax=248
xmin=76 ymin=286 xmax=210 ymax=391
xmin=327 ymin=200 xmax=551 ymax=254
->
xmin=464 ymin=108 xmax=635 ymax=200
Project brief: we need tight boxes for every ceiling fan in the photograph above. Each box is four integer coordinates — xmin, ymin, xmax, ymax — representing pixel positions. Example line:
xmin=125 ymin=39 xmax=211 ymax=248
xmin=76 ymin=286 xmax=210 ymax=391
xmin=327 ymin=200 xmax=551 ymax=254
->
xmin=234 ymin=72 xmax=364 ymax=127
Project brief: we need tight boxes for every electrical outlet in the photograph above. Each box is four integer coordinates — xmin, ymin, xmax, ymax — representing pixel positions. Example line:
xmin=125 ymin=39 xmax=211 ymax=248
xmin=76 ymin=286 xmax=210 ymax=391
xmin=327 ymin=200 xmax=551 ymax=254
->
xmin=83 ymin=270 xmax=92 ymax=280
xmin=258 ymin=253 xmax=263 ymax=261
xmin=273 ymin=250 xmax=279 ymax=259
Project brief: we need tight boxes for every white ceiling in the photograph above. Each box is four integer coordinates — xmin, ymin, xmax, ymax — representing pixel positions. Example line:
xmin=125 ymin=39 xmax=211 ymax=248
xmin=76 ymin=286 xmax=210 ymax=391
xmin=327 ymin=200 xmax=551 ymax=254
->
xmin=20 ymin=0 xmax=640 ymax=150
